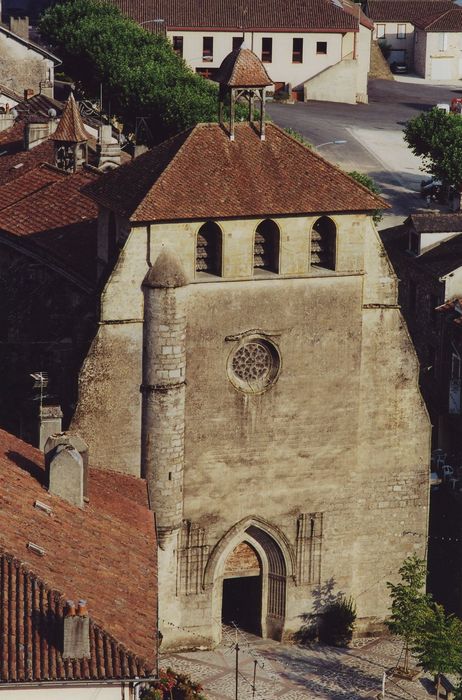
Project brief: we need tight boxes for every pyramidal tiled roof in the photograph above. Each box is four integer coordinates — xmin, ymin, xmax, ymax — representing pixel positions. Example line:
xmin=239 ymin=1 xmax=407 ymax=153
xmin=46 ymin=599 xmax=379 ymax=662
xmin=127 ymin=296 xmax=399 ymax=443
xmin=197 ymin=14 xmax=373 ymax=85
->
xmin=214 ymin=48 xmax=273 ymax=87
xmin=50 ymin=93 xmax=90 ymax=143
xmin=85 ymin=122 xmax=387 ymax=222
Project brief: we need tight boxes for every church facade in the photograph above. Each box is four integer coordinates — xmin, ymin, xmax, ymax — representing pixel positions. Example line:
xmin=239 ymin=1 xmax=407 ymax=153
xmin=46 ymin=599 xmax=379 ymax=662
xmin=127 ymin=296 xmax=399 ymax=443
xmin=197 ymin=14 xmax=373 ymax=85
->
xmin=72 ymin=50 xmax=430 ymax=648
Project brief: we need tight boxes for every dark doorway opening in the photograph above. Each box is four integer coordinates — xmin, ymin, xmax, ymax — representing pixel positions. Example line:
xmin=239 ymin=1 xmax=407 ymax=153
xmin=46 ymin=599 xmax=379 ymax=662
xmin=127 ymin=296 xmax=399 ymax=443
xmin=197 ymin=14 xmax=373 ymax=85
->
xmin=222 ymin=576 xmax=262 ymax=634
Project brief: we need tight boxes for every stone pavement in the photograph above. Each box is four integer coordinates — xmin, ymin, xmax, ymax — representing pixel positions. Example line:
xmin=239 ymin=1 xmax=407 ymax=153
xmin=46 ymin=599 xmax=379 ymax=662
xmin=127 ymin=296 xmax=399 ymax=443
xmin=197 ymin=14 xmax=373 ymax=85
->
xmin=161 ymin=630 xmax=436 ymax=700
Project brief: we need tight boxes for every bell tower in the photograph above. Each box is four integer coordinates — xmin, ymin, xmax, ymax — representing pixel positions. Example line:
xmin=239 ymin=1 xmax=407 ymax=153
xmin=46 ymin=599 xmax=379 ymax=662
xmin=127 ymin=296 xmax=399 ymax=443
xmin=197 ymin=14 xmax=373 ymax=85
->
xmin=50 ymin=93 xmax=89 ymax=172
xmin=213 ymin=45 xmax=273 ymax=141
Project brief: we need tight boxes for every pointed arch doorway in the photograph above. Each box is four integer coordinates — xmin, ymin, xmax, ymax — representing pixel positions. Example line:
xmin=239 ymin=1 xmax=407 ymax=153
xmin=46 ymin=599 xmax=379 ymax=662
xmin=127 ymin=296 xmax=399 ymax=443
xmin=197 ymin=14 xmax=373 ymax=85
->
xmin=211 ymin=522 xmax=288 ymax=641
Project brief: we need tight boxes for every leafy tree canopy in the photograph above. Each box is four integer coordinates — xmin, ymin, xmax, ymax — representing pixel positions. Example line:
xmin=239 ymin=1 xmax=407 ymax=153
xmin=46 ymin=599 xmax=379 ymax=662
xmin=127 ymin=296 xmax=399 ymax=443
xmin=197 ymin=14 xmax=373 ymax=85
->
xmin=39 ymin=0 xmax=222 ymax=141
xmin=348 ymin=171 xmax=383 ymax=224
xmin=404 ymin=108 xmax=462 ymax=187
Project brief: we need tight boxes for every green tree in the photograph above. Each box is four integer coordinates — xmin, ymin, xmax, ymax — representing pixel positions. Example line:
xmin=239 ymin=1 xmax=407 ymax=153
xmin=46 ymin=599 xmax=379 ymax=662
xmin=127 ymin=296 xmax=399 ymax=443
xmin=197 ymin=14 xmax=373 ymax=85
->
xmin=386 ymin=555 xmax=431 ymax=674
xmin=347 ymin=171 xmax=383 ymax=224
xmin=404 ymin=108 xmax=462 ymax=189
xmin=38 ymin=0 xmax=222 ymax=141
xmin=412 ymin=603 xmax=462 ymax=700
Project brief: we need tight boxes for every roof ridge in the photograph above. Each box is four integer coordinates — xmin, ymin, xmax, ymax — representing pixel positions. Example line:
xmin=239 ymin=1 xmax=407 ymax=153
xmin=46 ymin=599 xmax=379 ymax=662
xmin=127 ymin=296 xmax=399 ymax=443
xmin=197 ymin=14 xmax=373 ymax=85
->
xmin=423 ymin=7 xmax=452 ymax=27
xmin=269 ymin=123 xmax=388 ymax=210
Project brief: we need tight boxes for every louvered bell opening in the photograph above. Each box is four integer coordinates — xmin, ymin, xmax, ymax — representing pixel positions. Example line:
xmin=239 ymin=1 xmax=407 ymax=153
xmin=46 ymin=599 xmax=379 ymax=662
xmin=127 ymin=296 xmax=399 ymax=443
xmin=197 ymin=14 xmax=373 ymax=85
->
xmin=196 ymin=233 xmax=210 ymax=272
xmin=254 ymin=232 xmax=266 ymax=268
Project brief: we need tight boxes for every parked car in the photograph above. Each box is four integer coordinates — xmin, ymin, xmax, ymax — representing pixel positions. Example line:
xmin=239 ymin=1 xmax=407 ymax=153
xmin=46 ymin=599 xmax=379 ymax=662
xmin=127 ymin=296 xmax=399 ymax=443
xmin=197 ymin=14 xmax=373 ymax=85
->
xmin=390 ymin=61 xmax=408 ymax=74
xmin=420 ymin=177 xmax=442 ymax=199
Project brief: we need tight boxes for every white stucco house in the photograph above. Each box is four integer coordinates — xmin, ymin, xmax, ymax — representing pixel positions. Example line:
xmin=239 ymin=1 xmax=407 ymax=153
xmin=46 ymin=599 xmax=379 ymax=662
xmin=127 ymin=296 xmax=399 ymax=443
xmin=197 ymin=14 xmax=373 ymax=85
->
xmin=366 ymin=0 xmax=462 ymax=78
xmin=110 ymin=0 xmax=373 ymax=104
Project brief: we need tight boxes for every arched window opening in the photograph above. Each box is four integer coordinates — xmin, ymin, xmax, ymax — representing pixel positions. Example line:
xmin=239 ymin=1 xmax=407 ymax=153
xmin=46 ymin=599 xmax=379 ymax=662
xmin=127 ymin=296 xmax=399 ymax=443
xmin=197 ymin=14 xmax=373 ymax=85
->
xmin=254 ymin=219 xmax=280 ymax=273
xmin=108 ymin=211 xmax=117 ymax=263
xmin=196 ymin=221 xmax=222 ymax=275
xmin=311 ymin=216 xmax=336 ymax=270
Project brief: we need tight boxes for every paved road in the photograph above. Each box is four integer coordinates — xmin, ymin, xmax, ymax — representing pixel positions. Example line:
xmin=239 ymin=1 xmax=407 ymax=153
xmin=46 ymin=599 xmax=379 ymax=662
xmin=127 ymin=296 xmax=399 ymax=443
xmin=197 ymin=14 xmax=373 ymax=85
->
xmin=267 ymin=79 xmax=461 ymax=226
xmin=162 ymin=631 xmax=437 ymax=700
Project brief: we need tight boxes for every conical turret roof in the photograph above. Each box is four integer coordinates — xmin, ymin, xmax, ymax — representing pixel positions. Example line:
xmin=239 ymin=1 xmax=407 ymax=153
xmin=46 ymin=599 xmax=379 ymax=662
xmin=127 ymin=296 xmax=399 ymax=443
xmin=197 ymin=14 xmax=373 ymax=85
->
xmin=214 ymin=48 xmax=273 ymax=88
xmin=50 ymin=93 xmax=90 ymax=143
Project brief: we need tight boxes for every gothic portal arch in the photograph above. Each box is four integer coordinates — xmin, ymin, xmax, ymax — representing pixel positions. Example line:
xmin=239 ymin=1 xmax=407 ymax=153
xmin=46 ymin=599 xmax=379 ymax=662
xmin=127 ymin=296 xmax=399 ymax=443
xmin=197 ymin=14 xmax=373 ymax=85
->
xmin=206 ymin=517 xmax=293 ymax=643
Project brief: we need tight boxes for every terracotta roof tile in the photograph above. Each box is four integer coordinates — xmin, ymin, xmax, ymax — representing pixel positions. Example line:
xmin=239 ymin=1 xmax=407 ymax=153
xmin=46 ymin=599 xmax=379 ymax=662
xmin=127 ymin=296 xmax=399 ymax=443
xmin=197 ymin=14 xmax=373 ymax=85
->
xmin=408 ymin=212 xmax=462 ymax=233
xmin=50 ymin=94 xmax=91 ymax=143
xmin=0 ymin=429 xmax=157 ymax=681
xmin=214 ymin=48 xmax=273 ymax=87
xmin=414 ymin=7 xmax=462 ymax=30
xmin=0 ymin=123 xmax=54 ymax=186
xmin=85 ymin=122 xmax=387 ymax=222
xmin=366 ymin=0 xmax=454 ymax=22
xmin=0 ymin=84 xmax=22 ymax=103
xmin=0 ymin=163 xmax=66 ymax=210
xmin=0 ymin=167 xmax=100 ymax=280
xmin=111 ymin=0 xmax=369 ymax=31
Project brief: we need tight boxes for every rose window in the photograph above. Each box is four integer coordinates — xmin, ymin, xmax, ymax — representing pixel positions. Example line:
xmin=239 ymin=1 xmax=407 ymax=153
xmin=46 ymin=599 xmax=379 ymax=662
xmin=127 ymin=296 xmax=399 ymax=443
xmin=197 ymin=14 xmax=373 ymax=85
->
xmin=228 ymin=338 xmax=280 ymax=393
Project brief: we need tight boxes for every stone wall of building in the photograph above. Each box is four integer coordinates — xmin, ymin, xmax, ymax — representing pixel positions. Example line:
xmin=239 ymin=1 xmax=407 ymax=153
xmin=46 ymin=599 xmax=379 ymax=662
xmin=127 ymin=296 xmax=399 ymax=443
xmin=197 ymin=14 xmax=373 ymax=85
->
xmin=0 ymin=32 xmax=54 ymax=96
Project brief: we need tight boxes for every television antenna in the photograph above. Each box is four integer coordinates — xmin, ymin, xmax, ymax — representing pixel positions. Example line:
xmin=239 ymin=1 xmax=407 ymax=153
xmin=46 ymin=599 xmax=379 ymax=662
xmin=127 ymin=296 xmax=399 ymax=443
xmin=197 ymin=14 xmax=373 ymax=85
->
xmin=30 ymin=372 xmax=49 ymax=418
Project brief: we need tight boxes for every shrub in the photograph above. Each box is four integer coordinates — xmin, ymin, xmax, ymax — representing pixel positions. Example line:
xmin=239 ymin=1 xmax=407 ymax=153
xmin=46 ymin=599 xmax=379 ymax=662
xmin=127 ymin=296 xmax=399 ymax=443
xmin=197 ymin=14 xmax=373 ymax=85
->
xmin=319 ymin=596 xmax=356 ymax=647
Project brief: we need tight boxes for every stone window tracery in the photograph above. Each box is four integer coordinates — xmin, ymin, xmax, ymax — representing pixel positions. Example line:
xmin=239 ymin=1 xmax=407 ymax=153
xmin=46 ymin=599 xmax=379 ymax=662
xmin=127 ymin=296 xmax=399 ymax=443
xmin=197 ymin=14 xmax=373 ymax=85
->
xmin=228 ymin=337 xmax=280 ymax=393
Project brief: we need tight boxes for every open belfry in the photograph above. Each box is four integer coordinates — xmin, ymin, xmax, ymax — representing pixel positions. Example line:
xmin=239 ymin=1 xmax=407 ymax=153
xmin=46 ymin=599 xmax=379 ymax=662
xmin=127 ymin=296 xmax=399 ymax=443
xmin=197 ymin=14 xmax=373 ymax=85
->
xmin=72 ymin=47 xmax=430 ymax=648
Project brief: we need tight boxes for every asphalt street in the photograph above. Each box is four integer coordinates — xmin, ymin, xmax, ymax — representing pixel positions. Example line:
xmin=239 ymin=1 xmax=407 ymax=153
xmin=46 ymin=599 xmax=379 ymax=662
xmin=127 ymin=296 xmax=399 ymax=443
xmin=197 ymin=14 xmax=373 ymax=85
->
xmin=267 ymin=78 xmax=462 ymax=225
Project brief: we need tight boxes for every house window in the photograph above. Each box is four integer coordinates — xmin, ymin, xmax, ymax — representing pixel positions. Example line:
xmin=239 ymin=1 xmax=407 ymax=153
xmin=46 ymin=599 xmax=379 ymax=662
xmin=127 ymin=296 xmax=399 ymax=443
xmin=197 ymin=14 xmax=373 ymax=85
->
xmin=196 ymin=67 xmax=217 ymax=79
xmin=438 ymin=32 xmax=448 ymax=51
xmin=203 ymin=36 xmax=213 ymax=61
xmin=292 ymin=38 xmax=303 ymax=63
xmin=173 ymin=36 xmax=183 ymax=57
xmin=233 ymin=36 xmax=243 ymax=51
xmin=196 ymin=221 xmax=222 ymax=275
xmin=449 ymin=353 xmax=461 ymax=414
xmin=376 ymin=24 xmax=385 ymax=39
xmin=310 ymin=217 xmax=336 ymax=270
xmin=409 ymin=230 xmax=420 ymax=254
xmin=254 ymin=219 xmax=280 ymax=272
xmin=408 ymin=279 xmax=417 ymax=312
xmin=108 ymin=211 xmax=117 ymax=263
xmin=262 ymin=37 xmax=273 ymax=63
xmin=316 ymin=41 xmax=328 ymax=55
xmin=397 ymin=24 xmax=406 ymax=39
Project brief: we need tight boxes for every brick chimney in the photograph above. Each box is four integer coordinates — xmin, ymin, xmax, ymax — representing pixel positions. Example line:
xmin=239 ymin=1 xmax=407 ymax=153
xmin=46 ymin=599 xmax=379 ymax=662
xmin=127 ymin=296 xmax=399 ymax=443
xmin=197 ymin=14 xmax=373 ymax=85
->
xmin=63 ymin=600 xmax=90 ymax=659
xmin=44 ymin=432 xmax=89 ymax=501
xmin=48 ymin=444 xmax=84 ymax=508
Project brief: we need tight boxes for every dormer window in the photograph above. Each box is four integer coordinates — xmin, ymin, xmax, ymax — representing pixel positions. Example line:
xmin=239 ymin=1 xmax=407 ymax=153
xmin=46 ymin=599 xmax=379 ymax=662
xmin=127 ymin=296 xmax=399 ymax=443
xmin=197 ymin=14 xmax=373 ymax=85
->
xmin=311 ymin=216 xmax=336 ymax=270
xmin=196 ymin=221 xmax=222 ymax=276
xmin=254 ymin=219 xmax=280 ymax=273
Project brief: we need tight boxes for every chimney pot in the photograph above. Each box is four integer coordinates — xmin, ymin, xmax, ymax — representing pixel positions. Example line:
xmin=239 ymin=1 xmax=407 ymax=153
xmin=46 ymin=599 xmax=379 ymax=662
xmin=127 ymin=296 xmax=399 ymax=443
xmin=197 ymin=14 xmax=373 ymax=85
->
xmin=77 ymin=600 xmax=88 ymax=617
xmin=65 ymin=600 xmax=76 ymax=617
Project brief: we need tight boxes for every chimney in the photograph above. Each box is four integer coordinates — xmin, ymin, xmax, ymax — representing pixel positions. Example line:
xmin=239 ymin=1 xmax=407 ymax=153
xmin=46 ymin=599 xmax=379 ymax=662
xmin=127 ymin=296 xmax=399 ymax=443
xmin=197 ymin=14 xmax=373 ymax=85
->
xmin=39 ymin=80 xmax=54 ymax=99
xmin=48 ymin=444 xmax=84 ymax=508
xmin=44 ymin=432 xmax=89 ymax=501
xmin=97 ymin=124 xmax=122 ymax=169
xmin=10 ymin=14 xmax=29 ymax=40
xmin=24 ymin=117 xmax=57 ymax=151
xmin=63 ymin=600 xmax=90 ymax=659
xmin=0 ymin=113 xmax=14 ymax=133
xmin=23 ymin=88 xmax=34 ymax=101
xmin=38 ymin=405 xmax=63 ymax=450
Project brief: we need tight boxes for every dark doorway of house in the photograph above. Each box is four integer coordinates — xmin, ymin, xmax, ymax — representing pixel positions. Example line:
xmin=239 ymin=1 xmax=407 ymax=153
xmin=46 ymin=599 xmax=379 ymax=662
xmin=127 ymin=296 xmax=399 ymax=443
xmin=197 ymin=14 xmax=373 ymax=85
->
xmin=222 ymin=575 xmax=262 ymax=634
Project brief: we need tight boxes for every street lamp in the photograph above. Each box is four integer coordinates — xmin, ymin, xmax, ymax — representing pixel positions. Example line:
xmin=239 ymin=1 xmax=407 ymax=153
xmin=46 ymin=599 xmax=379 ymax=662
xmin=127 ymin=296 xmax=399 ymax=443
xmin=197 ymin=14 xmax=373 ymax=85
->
xmin=315 ymin=139 xmax=347 ymax=149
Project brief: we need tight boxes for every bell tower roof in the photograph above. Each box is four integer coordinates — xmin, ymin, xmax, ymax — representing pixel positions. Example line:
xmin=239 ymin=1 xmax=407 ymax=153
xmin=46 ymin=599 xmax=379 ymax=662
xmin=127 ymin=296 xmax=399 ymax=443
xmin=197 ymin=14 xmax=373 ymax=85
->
xmin=214 ymin=47 xmax=273 ymax=88
xmin=50 ymin=93 xmax=90 ymax=144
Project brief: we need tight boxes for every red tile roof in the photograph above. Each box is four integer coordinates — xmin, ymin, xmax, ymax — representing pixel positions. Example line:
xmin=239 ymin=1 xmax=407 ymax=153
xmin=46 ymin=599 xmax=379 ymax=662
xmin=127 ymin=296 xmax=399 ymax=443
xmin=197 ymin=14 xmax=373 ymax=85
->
xmin=0 ymin=123 xmax=55 ymax=186
xmin=0 ymin=163 xmax=66 ymax=210
xmin=214 ymin=48 xmax=273 ymax=87
xmin=0 ymin=429 xmax=157 ymax=682
xmin=86 ymin=122 xmax=386 ymax=222
xmin=366 ymin=0 xmax=454 ymax=22
xmin=0 ymin=166 xmax=100 ymax=280
xmin=111 ymin=0 xmax=370 ymax=32
xmin=408 ymin=212 xmax=462 ymax=234
xmin=50 ymin=94 xmax=91 ymax=143
xmin=414 ymin=7 xmax=462 ymax=30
